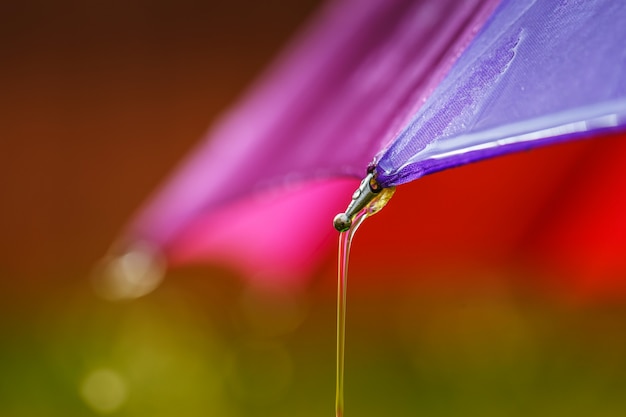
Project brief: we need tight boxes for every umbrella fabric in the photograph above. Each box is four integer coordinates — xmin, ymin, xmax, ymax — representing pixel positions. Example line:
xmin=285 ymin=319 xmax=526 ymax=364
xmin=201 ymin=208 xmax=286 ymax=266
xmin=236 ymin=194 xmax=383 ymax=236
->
xmin=375 ymin=0 xmax=626 ymax=186
xmin=119 ymin=0 xmax=626 ymax=284
xmin=119 ymin=0 xmax=499 ymax=282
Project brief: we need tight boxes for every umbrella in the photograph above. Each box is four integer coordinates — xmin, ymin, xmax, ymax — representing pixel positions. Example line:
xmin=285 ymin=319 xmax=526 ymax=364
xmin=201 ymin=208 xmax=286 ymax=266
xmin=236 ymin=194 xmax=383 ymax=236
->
xmin=102 ymin=0 xmax=626 ymax=297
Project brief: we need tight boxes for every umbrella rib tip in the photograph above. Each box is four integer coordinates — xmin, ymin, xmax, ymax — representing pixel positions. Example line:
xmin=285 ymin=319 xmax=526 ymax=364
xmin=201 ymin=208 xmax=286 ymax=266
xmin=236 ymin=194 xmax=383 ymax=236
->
xmin=333 ymin=172 xmax=382 ymax=232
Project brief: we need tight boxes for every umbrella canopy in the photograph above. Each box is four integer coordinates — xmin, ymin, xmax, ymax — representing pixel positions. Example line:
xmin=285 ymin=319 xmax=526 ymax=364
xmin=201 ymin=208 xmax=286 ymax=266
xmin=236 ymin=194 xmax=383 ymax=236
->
xmin=111 ymin=0 xmax=626 ymax=291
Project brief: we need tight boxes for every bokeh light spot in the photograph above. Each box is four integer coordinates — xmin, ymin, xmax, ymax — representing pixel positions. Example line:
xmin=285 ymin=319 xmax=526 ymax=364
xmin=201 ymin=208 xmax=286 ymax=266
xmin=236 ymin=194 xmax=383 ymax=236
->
xmin=80 ymin=368 xmax=128 ymax=414
xmin=91 ymin=242 xmax=165 ymax=301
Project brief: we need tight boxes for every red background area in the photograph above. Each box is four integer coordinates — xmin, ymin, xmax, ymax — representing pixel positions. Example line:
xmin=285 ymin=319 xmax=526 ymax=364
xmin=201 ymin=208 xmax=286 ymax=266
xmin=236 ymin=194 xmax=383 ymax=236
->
xmin=347 ymin=132 xmax=626 ymax=302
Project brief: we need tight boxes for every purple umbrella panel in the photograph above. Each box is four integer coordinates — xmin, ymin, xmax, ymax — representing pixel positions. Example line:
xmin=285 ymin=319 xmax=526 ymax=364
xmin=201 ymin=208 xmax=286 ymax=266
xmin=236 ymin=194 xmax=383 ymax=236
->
xmin=374 ymin=0 xmax=626 ymax=188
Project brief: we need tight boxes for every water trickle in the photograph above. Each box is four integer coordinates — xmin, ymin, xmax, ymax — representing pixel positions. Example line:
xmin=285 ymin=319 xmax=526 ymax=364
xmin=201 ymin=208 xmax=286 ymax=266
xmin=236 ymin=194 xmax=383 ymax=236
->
xmin=335 ymin=186 xmax=395 ymax=417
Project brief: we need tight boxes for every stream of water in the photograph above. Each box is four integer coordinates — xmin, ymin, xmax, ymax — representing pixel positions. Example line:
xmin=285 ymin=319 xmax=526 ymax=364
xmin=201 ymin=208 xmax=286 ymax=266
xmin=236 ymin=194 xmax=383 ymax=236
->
xmin=335 ymin=186 xmax=395 ymax=417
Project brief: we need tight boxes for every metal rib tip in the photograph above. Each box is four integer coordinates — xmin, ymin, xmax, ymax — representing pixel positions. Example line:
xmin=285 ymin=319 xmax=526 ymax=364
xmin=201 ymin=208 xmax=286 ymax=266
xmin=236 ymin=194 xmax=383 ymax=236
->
xmin=333 ymin=172 xmax=382 ymax=232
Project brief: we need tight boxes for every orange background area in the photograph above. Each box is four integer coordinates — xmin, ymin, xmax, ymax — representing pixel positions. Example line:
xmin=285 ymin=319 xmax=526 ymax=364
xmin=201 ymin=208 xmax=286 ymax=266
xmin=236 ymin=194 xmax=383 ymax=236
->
xmin=0 ymin=0 xmax=320 ymax=298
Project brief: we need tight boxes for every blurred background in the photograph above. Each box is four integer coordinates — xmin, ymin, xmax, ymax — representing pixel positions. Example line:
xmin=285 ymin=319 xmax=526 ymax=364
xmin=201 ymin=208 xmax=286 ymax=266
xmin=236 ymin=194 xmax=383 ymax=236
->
xmin=3 ymin=1 xmax=626 ymax=416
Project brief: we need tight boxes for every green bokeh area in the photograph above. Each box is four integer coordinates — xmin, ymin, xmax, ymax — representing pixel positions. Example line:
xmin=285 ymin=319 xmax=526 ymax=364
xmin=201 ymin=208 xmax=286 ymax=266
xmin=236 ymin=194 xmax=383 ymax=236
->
xmin=2 ymin=267 xmax=626 ymax=417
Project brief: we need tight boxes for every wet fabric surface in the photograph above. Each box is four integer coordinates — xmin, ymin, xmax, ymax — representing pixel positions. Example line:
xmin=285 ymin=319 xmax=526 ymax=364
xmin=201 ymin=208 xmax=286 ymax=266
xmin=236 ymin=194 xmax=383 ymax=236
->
xmin=376 ymin=0 xmax=626 ymax=186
